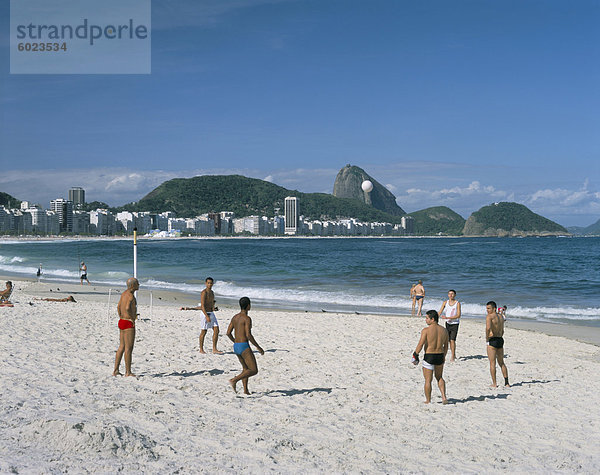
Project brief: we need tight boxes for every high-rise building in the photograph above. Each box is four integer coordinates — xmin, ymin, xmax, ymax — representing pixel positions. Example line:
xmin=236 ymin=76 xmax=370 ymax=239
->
xmin=401 ymin=215 xmax=415 ymax=235
xmin=68 ymin=187 xmax=86 ymax=208
xmin=50 ymin=198 xmax=73 ymax=232
xmin=284 ymin=196 xmax=298 ymax=235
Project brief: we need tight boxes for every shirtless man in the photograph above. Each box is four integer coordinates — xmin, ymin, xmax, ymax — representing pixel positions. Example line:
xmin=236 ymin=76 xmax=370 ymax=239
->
xmin=198 ymin=277 xmax=222 ymax=354
xmin=486 ymin=301 xmax=510 ymax=388
xmin=414 ymin=280 xmax=425 ymax=316
xmin=413 ymin=309 xmax=448 ymax=404
xmin=113 ymin=277 xmax=139 ymax=377
xmin=226 ymin=297 xmax=264 ymax=394
xmin=80 ymin=262 xmax=90 ymax=285
xmin=410 ymin=283 xmax=417 ymax=316
xmin=439 ymin=289 xmax=461 ymax=362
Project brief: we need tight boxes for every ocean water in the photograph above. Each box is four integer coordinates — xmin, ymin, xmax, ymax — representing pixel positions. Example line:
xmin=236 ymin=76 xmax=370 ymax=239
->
xmin=0 ymin=236 xmax=598 ymax=326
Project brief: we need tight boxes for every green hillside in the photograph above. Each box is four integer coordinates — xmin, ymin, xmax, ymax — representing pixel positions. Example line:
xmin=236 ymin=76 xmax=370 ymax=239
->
xmin=408 ymin=206 xmax=466 ymax=236
xmin=568 ymin=218 xmax=600 ymax=236
xmin=124 ymin=175 xmax=405 ymax=224
xmin=0 ymin=191 xmax=21 ymax=208
xmin=580 ymin=218 xmax=600 ymax=235
xmin=463 ymin=202 xmax=568 ymax=236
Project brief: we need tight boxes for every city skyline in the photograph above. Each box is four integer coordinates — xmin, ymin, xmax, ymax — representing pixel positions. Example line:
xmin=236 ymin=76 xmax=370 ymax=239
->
xmin=1 ymin=0 xmax=599 ymax=226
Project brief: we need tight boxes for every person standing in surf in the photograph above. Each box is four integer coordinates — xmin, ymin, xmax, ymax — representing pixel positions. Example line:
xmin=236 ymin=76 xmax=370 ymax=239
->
xmin=80 ymin=261 xmax=90 ymax=285
xmin=414 ymin=280 xmax=425 ymax=316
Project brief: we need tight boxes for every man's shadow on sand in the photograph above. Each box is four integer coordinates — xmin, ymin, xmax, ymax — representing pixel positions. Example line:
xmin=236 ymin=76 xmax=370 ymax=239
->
xmin=150 ymin=369 xmax=224 ymax=378
xmin=222 ymin=349 xmax=289 ymax=356
xmin=263 ymin=388 xmax=336 ymax=397
xmin=459 ymin=354 xmax=516 ymax=361
xmin=447 ymin=393 xmax=510 ymax=404
xmin=446 ymin=379 xmax=559 ymax=404
xmin=509 ymin=379 xmax=559 ymax=387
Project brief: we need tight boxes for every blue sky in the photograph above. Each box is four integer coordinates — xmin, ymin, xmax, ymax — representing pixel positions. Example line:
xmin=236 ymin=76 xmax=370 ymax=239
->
xmin=1 ymin=0 xmax=599 ymax=226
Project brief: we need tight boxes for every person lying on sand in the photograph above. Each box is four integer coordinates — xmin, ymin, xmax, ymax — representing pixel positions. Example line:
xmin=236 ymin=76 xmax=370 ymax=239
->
xmin=226 ymin=297 xmax=264 ymax=395
xmin=36 ymin=296 xmax=77 ymax=302
xmin=412 ymin=310 xmax=449 ymax=404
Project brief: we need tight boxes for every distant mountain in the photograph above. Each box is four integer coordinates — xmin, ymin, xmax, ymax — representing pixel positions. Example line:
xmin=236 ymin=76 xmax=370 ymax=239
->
xmin=463 ymin=202 xmax=568 ymax=236
xmin=567 ymin=226 xmax=585 ymax=235
xmin=333 ymin=165 xmax=405 ymax=215
xmin=569 ymin=218 xmax=600 ymax=236
xmin=125 ymin=175 xmax=405 ymax=224
xmin=0 ymin=191 xmax=21 ymax=208
xmin=408 ymin=206 xmax=466 ymax=236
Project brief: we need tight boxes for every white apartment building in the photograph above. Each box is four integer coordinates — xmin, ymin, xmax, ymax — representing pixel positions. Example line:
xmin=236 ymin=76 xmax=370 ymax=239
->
xmin=284 ymin=196 xmax=298 ymax=235
xmin=50 ymin=198 xmax=73 ymax=233
xmin=401 ymin=215 xmax=415 ymax=235
xmin=72 ymin=211 xmax=90 ymax=234
xmin=89 ymin=210 xmax=116 ymax=235
xmin=116 ymin=211 xmax=135 ymax=233
xmin=45 ymin=211 xmax=60 ymax=235
xmin=168 ymin=218 xmax=187 ymax=232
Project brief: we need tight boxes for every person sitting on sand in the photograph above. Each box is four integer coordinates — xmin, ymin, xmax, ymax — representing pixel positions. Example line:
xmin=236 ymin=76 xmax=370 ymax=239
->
xmin=414 ymin=280 xmax=425 ymax=316
xmin=485 ymin=301 xmax=510 ymax=388
xmin=226 ymin=297 xmax=264 ymax=395
xmin=412 ymin=310 xmax=448 ymax=404
xmin=37 ymin=295 xmax=77 ymax=303
xmin=0 ymin=281 xmax=13 ymax=303
xmin=197 ymin=277 xmax=222 ymax=354
xmin=113 ymin=277 xmax=139 ymax=377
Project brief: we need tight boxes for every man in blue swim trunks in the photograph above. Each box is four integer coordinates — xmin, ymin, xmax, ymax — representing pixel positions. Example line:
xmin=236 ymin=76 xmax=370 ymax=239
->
xmin=226 ymin=297 xmax=264 ymax=395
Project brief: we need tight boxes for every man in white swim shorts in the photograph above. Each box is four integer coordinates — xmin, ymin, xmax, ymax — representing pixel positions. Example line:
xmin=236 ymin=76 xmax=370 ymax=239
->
xmin=199 ymin=277 xmax=223 ymax=354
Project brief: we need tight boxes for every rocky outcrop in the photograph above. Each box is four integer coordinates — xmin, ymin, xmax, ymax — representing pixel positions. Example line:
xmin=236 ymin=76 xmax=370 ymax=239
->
xmin=332 ymin=165 xmax=405 ymax=216
xmin=462 ymin=202 xmax=569 ymax=237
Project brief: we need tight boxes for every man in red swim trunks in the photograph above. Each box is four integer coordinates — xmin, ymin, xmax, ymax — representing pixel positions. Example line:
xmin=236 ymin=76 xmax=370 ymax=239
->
xmin=113 ymin=277 xmax=139 ymax=377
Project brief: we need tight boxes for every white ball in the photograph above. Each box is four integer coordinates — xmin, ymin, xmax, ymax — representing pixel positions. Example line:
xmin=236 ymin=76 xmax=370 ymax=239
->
xmin=361 ymin=180 xmax=373 ymax=193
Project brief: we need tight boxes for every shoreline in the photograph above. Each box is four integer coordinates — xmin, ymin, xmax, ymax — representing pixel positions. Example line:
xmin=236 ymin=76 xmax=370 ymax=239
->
xmin=2 ymin=234 xmax=590 ymax=242
xmin=4 ymin=276 xmax=599 ymax=347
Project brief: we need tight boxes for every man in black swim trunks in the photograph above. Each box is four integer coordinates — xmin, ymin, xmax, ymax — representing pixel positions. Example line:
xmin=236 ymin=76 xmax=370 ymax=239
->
xmin=413 ymin=309 xmax=448 ymax=404
xmin=486 ymin=301 xmax=510 ymax=388
xmin=80 ymin=261 xmax=90 ymax=285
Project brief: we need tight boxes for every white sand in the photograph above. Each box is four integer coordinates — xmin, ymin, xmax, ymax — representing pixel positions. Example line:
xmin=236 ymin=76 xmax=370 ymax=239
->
xmin=1 ymin=280 xmax=600 ymax=473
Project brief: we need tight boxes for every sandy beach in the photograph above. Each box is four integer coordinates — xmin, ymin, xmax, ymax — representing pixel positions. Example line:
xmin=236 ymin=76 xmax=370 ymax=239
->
xmin=1 ymin=279 xmax=600 ymax=473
